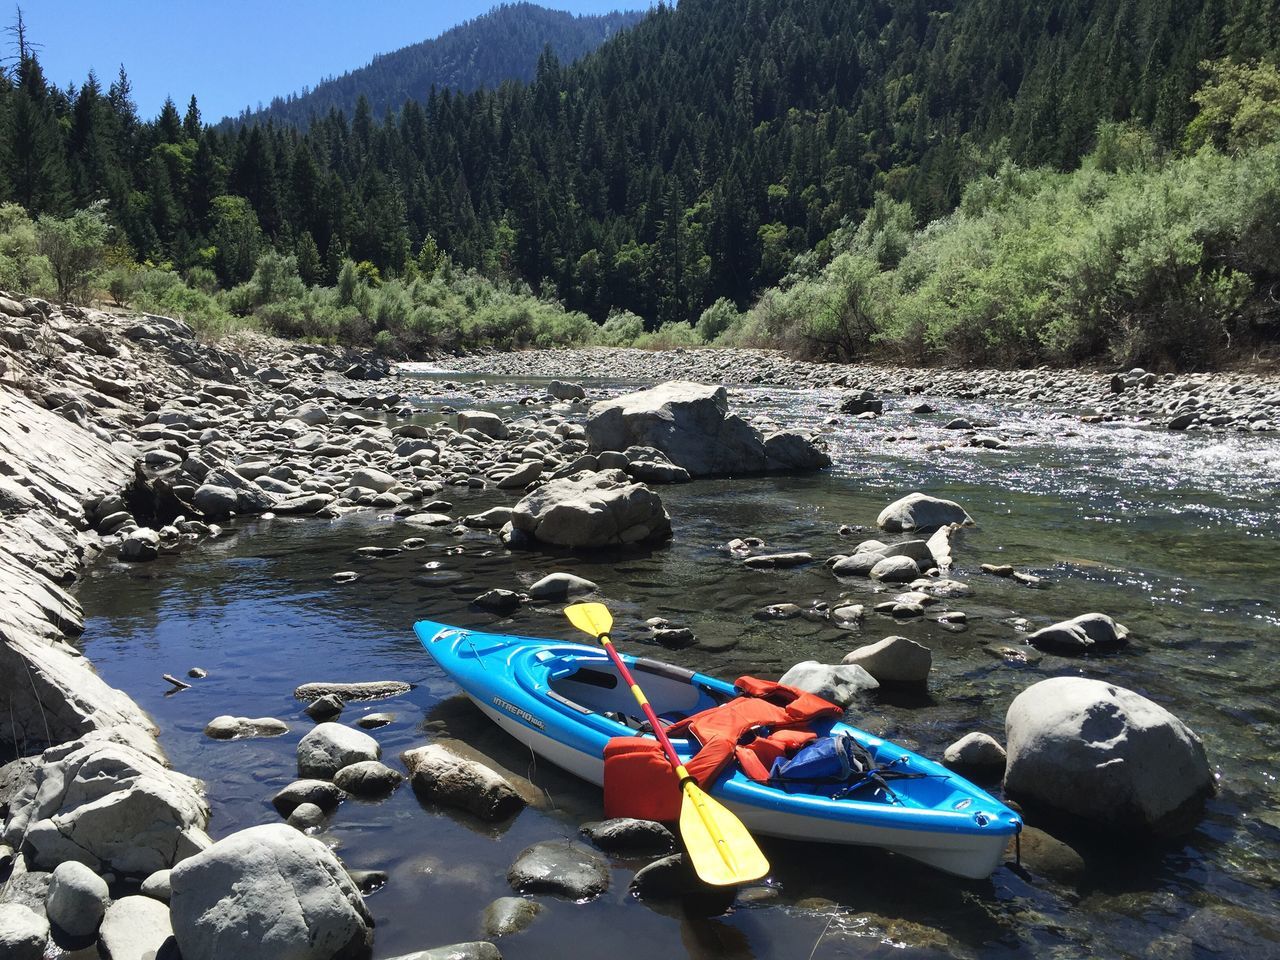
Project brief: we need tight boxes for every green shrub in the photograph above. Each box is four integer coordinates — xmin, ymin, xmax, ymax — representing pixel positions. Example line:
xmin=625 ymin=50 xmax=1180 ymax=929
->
xmin=598 ymin=309 xmax=645 ymax=346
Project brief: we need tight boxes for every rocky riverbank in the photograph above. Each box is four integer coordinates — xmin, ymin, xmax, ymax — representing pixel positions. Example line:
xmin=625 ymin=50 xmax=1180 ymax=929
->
xmin=0 ymin=297 xmax=1241 ymax=959
xmin=438 ymin=347 xmax=1280 ymax=434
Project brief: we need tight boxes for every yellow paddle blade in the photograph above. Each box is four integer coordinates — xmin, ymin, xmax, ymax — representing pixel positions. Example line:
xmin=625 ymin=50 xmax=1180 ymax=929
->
xmin=564 ymin=602 xmax=613 ymax=638
xmin=679 ymin=780 xmax=770 ymax=886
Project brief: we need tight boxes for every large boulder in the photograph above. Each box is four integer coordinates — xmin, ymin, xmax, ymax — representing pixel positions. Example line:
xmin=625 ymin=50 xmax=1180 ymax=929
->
xmin=586 ymin=381 xmax=828 ymax=476
xmin=1004 ymin=677 xmax=1213 ymax=834
xmin=877 ymin=493 xmax=974 ymax=533
xmin=170 ymin=823 xmax=373 ymax=960
xmin=510 ymin=469 xmax=672 ymax=548
xmin=2 ymin=736 xmax=211 ymax=877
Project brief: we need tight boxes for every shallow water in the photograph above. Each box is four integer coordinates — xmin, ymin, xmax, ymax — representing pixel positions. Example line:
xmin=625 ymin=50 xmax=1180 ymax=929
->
xmin=78 ymin=373 xmax=1280 ymax=959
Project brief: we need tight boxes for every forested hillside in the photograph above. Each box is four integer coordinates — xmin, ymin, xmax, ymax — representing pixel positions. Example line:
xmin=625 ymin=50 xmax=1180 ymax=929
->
xmin=225 ymin=4 xmax=644 ymax=128
xmin=0 ymin=0 xmax=1277 ymax=367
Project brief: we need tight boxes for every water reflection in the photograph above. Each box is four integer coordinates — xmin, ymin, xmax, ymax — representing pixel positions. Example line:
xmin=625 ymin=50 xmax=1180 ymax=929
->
xmin=76 ymin=370 xmax=1280 ymax=959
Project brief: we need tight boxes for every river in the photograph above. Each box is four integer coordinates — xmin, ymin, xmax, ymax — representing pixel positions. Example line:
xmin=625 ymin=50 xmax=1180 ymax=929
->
xmin=75 ymin=369 xmax=1280 ymax=959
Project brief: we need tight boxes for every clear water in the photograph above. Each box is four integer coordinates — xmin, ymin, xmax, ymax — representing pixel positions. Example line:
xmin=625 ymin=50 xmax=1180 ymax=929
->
xmin=77 ymin=374 xmax=1280 ymax=959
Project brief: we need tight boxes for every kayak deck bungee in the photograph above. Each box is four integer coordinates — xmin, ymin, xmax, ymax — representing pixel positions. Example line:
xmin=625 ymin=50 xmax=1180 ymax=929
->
xmin=414 ymin=619 xmax=1022 ymax=879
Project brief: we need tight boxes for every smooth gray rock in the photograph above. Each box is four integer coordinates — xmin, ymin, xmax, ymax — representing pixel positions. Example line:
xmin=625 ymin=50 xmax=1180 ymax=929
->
xmin=496 ymin=461 xmax=542 ymax=489
xmin=506 ymin=840 xmax=609 ymax=899
xmin=877 ymin=493 xmax=974 ymax=533
xmin=401 ymin=745 xmax=526 ymax=822
xmin=942 ymin=733 xmax=1007 ymax=779
xmin=271 ymin=779 xmax=345 ymax=816
xmin=480 ymin=896 xmax=544 ymax=937
xmin=869 ymin=555 xmax=920 ymax=582
xmin=98 ymin=895 xmax=173 ymax=960
xmin=841 ymin=636 xmax=932 ymax=685
xmin=3 ymin=738 xmax=211 ymax=878
xmin=46 ymin=860 xmax=109 ymax=936
xmin=348 ymin=467 xmax=396 ymax=493
xmin=510 ymin=469 xmax=671 ymax=548
xmin=0 ymin=903 xmax=48 ymax=960
xmin=778 ymin=661 xmax=878 ymax=706
xmin=1004 ymin=677 xmax=1213 ymax=834
xmin=546 ymin=379 xmax=586 ymax=401
xmin=333 ymin=760 xmax=403 ymax=797
xmin=457 ymin=411 xmax=508 ymax=439
xmin=204 ymin=715 xmax=290 ymax=739
xmin=297 ymin=723 xmax=381 ymax=779
xmin=1027 ymin=613 xmax=1129 ymax=655
xmin=586 ymin=381 xmax=827 ymax=476
xmin=170 ymin=823 xmax=373 ymax=960
xmin=527 ymin=572 xmax=597 ymax=601
xmin=580 ymin=818 xmax=675 ymax=853
xmin=140 ymin=869 xmax=172 ymax=903
xmin=742 ymin=552 xmax=813 ymax=569
xmin=879 ymin=539 xmax=934 ymax=567
xmin=831 ymin=551 xmax=885 ymax=577
xmin=193 ymin=483 xmax=238 ymax=519
xmin=287 ymin=802 xmax=326 ymax=831
xmin=305 ymin=694 xmax=346 ymax=722
xmin=119 ymin=527 xmax=160 ymax=562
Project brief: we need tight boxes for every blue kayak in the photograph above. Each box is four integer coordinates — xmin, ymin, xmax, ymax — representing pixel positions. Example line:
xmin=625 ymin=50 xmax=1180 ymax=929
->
xmin=415 ymin=618 xmax=1022 ymax=879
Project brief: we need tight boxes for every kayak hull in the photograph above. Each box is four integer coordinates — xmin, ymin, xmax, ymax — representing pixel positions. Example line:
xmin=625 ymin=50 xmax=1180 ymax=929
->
xmin=416 ymin=619 xmax=1021 ymax=880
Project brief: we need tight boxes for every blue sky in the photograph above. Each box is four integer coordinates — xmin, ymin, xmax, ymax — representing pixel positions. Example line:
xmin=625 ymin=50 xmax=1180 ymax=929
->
xmin=22 ymin=1 xmax=647 ymax=121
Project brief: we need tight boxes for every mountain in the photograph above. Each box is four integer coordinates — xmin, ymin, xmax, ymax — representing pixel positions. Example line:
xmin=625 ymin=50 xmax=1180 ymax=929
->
xmin=225 ymin=3 xmax=646 ymax=127
xmin=3 ymin=0 xmax=1276 ymax=337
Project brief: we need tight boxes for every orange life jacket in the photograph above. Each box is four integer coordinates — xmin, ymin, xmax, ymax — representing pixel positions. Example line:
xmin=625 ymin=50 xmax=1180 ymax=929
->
xmin=666 ymin=676 xmax=844 ymax=785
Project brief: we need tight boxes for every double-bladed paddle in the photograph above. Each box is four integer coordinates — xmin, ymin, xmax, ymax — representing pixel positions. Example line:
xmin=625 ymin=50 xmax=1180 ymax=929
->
xmin=564 ymin=602 xmax=769 ymax=886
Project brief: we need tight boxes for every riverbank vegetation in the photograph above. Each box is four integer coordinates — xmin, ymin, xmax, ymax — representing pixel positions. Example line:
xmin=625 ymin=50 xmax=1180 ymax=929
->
xmin=0 ymin=1 xmax=1276 ymax=367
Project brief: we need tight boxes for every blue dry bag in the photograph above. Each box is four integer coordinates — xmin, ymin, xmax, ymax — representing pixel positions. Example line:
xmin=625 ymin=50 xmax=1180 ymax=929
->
xmin=770 ymin=732 xmax=870 ymax=783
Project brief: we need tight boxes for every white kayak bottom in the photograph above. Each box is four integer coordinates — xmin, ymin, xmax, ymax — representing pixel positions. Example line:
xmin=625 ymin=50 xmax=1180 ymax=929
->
xmin=470 ymin=694 xmax=1012 ymax=880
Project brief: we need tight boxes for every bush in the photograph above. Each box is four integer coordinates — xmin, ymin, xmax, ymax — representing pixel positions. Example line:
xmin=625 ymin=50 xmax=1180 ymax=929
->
xmin=694 ymin=297 xmax=741 ymax=343
xmin=634 ymin=320 xmax=702 ymax=350
xmin=598 ymin=309 xmax=645 ymax=346
xmin=36 ymin=203 xmax=109 ymax=303
xmin=0 ymin=203 xmax=52 ymax=296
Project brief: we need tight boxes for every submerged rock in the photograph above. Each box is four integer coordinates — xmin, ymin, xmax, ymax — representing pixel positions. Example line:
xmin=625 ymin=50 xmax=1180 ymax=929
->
xmin=170 ymin=823 xmax=373 ymax=960
xmin=1004 ymin=677 xmax=1213 ymax=834
xmin=480 ymin=896 xmax=544 ymax=937
xmin=506 ymin=840 xmax=609 ymax=899
xmin=203 ymin=716 xmax=289 ymax=739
